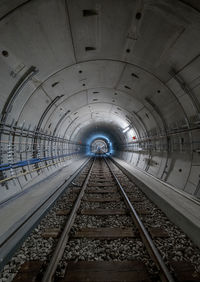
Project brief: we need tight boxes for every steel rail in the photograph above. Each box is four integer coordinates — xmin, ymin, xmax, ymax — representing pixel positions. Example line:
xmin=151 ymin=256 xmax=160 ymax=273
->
xmin=104 ymin=157 xmax=174 ymax=282
xmin=42 ymin=157 xmax=96 ymax=282
xmin=0 ymin=157 xmax=91 ymax=271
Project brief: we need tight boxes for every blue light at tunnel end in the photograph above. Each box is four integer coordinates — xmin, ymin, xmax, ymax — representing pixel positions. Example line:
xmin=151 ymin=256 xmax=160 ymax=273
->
xmin=86 ymin=134 xmax=113 ymax=156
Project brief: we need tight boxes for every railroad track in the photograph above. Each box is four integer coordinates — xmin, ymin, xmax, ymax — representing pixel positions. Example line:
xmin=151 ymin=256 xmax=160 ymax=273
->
xmin=1 ymin=157 xmax=200 ymax=282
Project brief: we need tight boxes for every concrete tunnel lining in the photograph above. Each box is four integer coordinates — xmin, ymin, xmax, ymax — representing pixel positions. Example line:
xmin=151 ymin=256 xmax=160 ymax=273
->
xmin=0 ymin=0 xmax=200 ymax=252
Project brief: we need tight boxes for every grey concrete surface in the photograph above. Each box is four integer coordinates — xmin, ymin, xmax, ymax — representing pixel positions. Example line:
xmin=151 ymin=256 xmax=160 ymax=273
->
xmin=113 ymin=157 xmax=200 ymax=248
xmin=1 ymin=0 xmax=200 ymax=198
xmin=0 ymin=157 xmax=87 ymax=246
xmin=0 ymin=0 xmax=200 ymax=252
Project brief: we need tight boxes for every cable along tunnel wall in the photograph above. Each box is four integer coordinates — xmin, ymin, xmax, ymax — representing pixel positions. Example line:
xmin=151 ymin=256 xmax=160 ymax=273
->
xmin=0 ymin=0 xmax=200 ymax=202
xmin=0 ymin=121 xmax=86 ymax=203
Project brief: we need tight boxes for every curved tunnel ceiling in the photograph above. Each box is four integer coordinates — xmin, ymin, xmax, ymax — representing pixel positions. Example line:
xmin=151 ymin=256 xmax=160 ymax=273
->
xmin=1 ymin=0 xmax=200 ymax=197
xmin=1 ymin=0 xmax=200 ymax=138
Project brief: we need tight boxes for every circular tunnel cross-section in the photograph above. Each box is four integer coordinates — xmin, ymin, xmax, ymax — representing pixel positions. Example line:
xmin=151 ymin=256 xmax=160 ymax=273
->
xmin=1 ymin=1 xmax=200 ymax=280
xmin=90 ymin=139 xmax=109 ymax=154
xmin=1 ymin=0 xmax=200 ymax=198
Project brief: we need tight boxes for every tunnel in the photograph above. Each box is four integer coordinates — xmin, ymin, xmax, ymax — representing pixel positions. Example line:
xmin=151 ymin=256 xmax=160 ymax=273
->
xmin=90 ymin=138 xmax=109 ymax=154
xmin=0 ymin=0 xmax=200 ymax=280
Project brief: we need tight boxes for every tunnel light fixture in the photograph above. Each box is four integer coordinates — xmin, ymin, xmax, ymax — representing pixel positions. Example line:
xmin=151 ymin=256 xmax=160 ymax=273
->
xmin=122 ymin=126 xmax=130 ymax=133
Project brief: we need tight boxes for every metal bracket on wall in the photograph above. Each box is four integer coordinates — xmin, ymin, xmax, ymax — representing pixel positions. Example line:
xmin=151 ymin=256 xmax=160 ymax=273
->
xmin=0 ymin=66 xmax=38 ymax=181
xmin=170 ymin=68 xmax=200 ymax=118
xmin=0 ymin=66 xmax=39 ymax=124
xmin=35 ymin=95 xmax=64 ymax=133
xmin=145 ymin=97 xmax=169 ymax=173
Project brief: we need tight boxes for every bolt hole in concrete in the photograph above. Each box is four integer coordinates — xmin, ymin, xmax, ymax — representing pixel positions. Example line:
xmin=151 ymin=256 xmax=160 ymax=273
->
xmin=179 ymin=169 xmax=182 ymax=172
xmin=2 ymin=50 xmax=9 ymax=57
xmin=131 ymin=73 xmax=139 ymax=78
xmin=124 ymin=85 xmax=131 ymax=90
xmin=85 ymin=46 xmax=96 ymax=51
xmin=83 ymin=9 xmax=98 ymax=17
xmin=51 ymin=81 xmax=59 ymax=87
xmin=135 ymin=12 xmax=142 ymax=20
